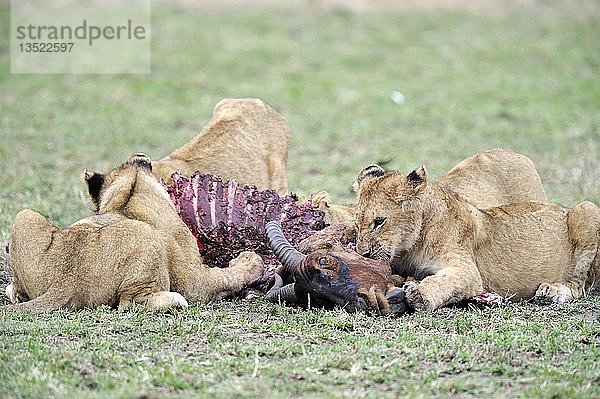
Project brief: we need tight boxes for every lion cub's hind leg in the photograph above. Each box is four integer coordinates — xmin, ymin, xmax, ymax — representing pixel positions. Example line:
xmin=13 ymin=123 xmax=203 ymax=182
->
xmin=116 ymin=228 xmax=188 ymax=312
xmin=5 ymin=287 xmax=74 ymax=313
xmin=535 ymin=201 xmax=600 ymax=303
xmin=534 ymin=283 xmax=574 ymax=304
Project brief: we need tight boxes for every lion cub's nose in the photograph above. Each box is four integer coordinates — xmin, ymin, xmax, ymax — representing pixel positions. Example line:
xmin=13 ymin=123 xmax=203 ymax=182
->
xmin=355 ymin=241 xmax=370 ymax=258
xmin=357 ymin=246 xmax=371 ymax=258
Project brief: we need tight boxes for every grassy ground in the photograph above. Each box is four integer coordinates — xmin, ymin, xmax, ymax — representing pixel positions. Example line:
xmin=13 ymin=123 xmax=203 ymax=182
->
xmin=0 ymin=1 xmax=599 ymax=398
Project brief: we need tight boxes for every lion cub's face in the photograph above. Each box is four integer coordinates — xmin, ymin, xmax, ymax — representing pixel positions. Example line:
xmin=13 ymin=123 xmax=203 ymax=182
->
xmin=354 ymin=165 xmax=428 ymax=261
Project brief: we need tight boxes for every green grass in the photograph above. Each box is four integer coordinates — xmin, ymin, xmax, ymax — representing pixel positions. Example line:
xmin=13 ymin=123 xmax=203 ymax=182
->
xmin=1 ymin=300 xmax=599 ymax=398
xmin=0 ymin=1 xmax=599 ymax=398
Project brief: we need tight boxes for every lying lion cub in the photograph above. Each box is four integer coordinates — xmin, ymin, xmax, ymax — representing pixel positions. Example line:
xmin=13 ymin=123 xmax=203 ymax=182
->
xmin=311 ymin=148 xmax=547 ymax=225
xmin=354 ymin=164 xmax=600 ymax=310
xmin=152 ymin=98 xmax=290 ymax=193
xmin=4 ymin=154 xmax=264 ymax=313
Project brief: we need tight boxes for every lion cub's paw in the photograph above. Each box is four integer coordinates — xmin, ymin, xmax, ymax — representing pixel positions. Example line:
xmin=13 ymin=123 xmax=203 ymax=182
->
xmin=230 ymin=251 xmax=265 ymax=281
xmin=147 ymin=291 xmax=189 ymax=311
xmin=534 ymin=283 xmax=574 ymax=304
xmin=4 ymin=283 xmax=17 ymax=303
xmin=402 ymin=281 xmax=428 ymax=310
xmin=310 ymin=191 xmax=331 ymax=209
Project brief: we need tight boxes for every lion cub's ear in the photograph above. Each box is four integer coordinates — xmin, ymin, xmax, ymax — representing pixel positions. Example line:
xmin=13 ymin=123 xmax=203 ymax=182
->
xmin=127 ymin=153 xmax=153 ymax=172
xmin=82 ymin=169 xmax=105 ymax=212
xmin=406 ymin=165 xmax=427 ymax=191
xmin=353 ymin=164 xmax=385 ymax=193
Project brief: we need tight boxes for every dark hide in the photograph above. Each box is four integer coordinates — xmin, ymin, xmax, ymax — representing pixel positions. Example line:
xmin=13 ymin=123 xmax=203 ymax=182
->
xmin=293 ymin=250 xmax=392 ymax=313
xmin=266 ymin=221 xmax=407 ymax=315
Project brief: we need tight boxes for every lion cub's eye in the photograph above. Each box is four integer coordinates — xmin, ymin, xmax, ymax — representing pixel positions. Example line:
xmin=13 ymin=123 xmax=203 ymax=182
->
xmin=372 ymin=217 xmax=386 ymax=231
xmin=318 ymin=257 xmax=327 ymax=266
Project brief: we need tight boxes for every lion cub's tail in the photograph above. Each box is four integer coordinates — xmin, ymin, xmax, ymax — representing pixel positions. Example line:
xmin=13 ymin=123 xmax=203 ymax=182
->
xmin=590 ymin=244 xmax=600 ymax=294
xmin=587 ymin=223 xmax=600 ymax=294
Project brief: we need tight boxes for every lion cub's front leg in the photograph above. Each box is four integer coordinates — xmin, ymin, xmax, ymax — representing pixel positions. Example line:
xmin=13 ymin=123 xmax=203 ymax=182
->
xmin=403 ymin=249 xmax=484 ymax=310
xmin=197 ymin=251 xmax=266 ymax=302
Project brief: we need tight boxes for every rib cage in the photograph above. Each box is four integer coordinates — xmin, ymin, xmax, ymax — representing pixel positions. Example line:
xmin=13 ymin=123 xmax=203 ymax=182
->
xmin=166 ymin=172 xmax=325 ymax=292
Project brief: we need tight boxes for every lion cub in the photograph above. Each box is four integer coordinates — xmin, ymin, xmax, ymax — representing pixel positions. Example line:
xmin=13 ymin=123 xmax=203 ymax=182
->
xmin=5 ymin=154 xmax=264 ymax=313
xmin=152 ymin=98 xmax=290 ymax=193
xmin=354 ymin=164 xmax=600 ymax=310
xmin=310 ymin=148 xmax=547 ymax=225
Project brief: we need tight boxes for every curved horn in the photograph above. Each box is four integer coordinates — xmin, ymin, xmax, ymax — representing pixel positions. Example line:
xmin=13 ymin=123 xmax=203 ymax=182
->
xmin=265 ymin=221 xmax=306 ymax=276
xmin=265 ymin=282 xmax=298 ymax=304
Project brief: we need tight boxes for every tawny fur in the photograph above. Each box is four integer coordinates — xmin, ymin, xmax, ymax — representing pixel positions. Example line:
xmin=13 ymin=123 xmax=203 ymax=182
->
xmin=152 ymin=98 xmax=290 ymax=193
xmin=354 ymin=165 xmax=600 ymax=310
xmin=309 ymin=191 xmax=356 ymax=226
xmin=4 ymin=154 xmax=265 ymax=313
xmin=311 ymin=148 xmax=548 ymax=224
xmin=436 ymin=148 xmax=547 ymax=207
